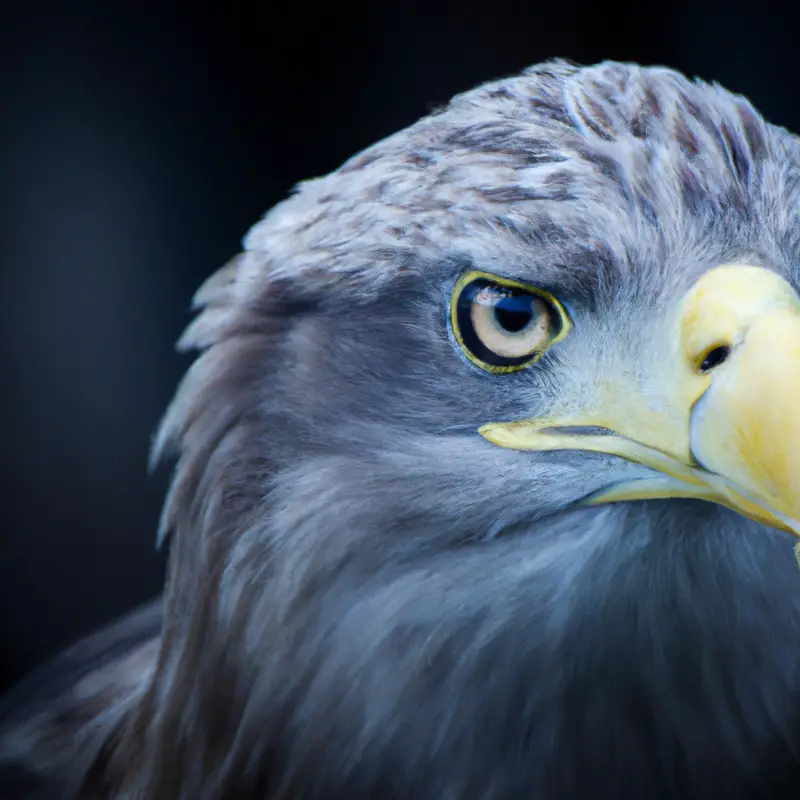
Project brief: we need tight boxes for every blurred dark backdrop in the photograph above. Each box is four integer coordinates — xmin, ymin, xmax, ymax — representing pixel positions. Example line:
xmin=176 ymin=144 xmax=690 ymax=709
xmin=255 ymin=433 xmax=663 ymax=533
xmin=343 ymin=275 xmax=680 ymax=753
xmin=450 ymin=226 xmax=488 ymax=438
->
xmin=1 ymin=0 xmax=798 ymax=694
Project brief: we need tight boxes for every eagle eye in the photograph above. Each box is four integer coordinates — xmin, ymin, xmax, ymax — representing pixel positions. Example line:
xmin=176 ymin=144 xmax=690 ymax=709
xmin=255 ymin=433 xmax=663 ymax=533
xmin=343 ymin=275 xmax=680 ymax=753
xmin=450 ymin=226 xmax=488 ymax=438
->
xmin=450 ymin=271 xmax=572 ymax=373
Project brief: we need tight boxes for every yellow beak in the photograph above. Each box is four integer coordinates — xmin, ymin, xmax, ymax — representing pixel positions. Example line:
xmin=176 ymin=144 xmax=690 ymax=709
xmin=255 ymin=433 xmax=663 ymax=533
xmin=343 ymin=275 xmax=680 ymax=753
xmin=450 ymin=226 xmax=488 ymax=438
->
xmin=479 ymin=265 xmax=800 ymax=536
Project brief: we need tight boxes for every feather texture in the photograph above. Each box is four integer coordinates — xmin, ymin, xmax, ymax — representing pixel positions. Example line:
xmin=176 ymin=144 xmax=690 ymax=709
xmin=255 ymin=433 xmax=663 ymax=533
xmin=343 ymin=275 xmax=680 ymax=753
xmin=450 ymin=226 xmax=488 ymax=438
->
xmin=4 ymin=61 xmax=800 ymax=798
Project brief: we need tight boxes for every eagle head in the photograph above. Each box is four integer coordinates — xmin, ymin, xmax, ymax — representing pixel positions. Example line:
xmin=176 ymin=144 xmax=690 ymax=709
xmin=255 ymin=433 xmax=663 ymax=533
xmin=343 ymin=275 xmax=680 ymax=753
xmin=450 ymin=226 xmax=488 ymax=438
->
xmin=4 ymin=60 xmax=800 ymax=800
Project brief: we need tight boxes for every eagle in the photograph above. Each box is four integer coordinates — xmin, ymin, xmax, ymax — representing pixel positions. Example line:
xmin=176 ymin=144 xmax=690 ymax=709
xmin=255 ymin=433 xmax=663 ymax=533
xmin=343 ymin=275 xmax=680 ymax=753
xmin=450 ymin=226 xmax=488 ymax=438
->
xmin=3 ymin=59 xmax=800 ymax=799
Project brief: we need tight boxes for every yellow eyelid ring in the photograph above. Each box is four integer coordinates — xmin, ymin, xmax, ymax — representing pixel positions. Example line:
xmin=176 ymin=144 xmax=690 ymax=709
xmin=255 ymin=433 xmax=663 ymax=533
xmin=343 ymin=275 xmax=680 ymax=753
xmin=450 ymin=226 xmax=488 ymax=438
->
xmin=450 ymin=270 xmax=573 ymax=374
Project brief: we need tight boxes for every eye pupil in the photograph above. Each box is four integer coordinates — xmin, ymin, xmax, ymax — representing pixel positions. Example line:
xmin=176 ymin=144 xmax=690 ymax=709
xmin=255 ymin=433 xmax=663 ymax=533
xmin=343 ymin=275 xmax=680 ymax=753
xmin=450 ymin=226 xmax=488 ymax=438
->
xmin=494 ymin=296 xmax=533 ymax=333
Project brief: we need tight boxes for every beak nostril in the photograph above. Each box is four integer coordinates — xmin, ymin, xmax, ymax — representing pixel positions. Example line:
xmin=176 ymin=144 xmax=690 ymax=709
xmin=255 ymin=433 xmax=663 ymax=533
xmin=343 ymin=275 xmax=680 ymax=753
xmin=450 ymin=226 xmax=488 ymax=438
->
xmin=699 ymin=345 xmax=731 ymax=374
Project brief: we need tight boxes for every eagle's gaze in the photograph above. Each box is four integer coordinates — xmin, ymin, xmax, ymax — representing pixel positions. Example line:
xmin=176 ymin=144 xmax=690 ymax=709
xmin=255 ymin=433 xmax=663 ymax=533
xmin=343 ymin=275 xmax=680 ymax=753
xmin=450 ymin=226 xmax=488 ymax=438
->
xmin=451 ymin=271 xmax=570 ymax=371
